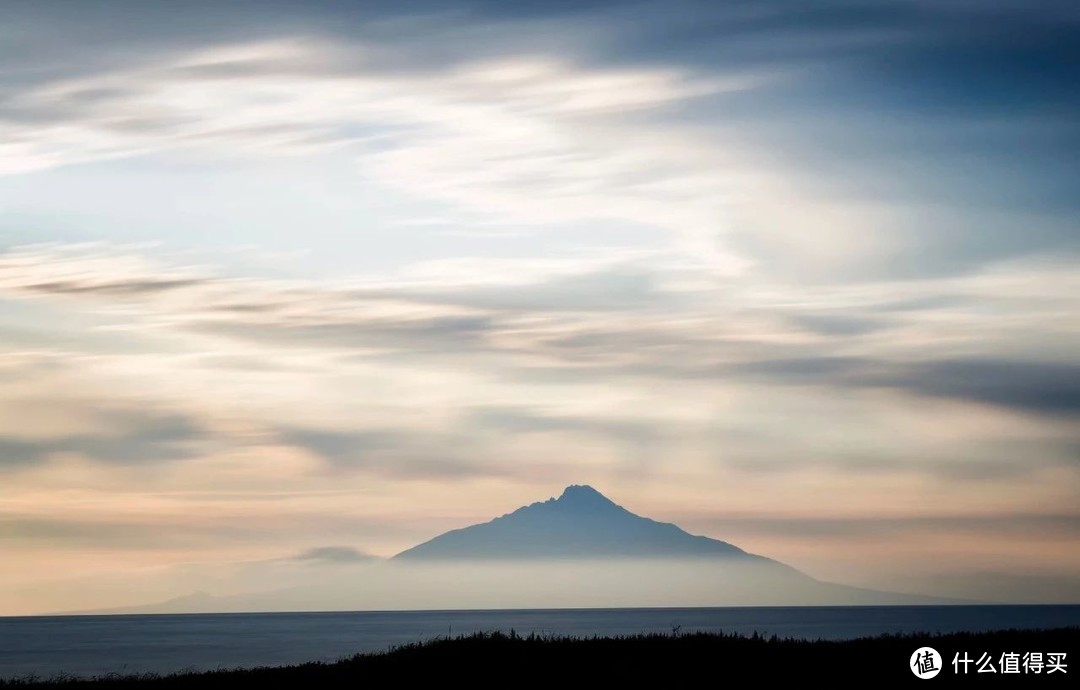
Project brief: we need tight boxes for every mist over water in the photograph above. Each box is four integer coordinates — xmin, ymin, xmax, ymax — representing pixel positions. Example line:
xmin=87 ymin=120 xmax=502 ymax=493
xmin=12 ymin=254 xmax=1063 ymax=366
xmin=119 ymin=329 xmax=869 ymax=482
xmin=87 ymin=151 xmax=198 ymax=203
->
xmin=88 ymin=558 xmax=936 ymax=615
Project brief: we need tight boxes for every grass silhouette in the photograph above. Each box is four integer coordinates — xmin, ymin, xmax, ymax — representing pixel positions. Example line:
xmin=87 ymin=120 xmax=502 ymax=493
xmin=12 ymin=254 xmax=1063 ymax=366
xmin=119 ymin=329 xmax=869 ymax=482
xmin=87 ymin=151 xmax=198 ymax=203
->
xmin=3 ymin=627 xmax=1076 ymax=686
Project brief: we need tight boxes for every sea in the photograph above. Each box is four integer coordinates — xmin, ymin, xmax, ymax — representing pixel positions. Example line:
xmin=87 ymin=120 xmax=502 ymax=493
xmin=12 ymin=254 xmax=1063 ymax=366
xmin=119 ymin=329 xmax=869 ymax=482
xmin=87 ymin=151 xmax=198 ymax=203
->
xmin=1 ymin=605 xmax=1077 ymax=679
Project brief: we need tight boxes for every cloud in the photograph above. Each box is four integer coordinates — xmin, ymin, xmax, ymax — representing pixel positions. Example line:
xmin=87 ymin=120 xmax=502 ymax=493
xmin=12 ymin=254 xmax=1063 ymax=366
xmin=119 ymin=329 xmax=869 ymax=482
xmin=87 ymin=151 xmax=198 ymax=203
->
xmin=464 ymin=405 xmax=667 ymax=473
xmin=0 ymin=407 xmax=209 ymax=467
xmin=2 ymin=1 xmax=1078 ymax=613
xmin=291 ymin=546 xmax=375 ymax=563
xmin=2 ymin=1 xmax=1077 ymax=283
xmin=0 ymin=245 xmax=213 ymax=299
xmin=787 ymin=313 xmax=894 ymax=337
xmin=0 ymin=516 xmax=270 ymax=549
xmin=279 ymin=426 xmax=497 ymax=479
xmin=725 ymin=356 xmax=1080 ymax=418
xmin=729 ymin=356 xmax=874 ymax=383
xmin=688 ymin=511 xmax=1080 ymax=541
xmin=16 ymin=277 xmax=205 ymax=297
xmin=892 ymin=359 xmax=1080 ymax=417
xmin=3 ymin=245 xmax=1079 ymax=423
xmin=0 ymin=34 xmax=755 ymax=280
xmin=359 ymin=264 xmax=674 ymax=313
xmin=468 ymin=406 xmax=650 ymax=436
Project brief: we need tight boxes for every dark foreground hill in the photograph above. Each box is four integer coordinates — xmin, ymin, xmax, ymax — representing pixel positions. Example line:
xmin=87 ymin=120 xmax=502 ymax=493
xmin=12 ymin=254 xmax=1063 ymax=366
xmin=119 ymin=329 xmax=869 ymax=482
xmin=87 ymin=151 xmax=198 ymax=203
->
xmin=5 ymin=628 xmax=1076 ymax=687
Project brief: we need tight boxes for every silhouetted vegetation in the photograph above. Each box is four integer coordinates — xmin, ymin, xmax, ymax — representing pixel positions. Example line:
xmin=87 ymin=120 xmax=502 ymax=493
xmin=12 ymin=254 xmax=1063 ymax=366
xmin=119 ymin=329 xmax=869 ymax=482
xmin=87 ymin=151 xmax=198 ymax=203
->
xmin=3 ymin=627 xmax=1076 ymax=686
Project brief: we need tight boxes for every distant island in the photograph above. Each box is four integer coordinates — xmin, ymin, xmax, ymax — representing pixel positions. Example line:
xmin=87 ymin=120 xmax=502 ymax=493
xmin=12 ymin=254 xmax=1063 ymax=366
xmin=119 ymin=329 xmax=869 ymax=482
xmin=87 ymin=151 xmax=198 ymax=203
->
xmin=87 ymin=485 xmax=958 ymax=615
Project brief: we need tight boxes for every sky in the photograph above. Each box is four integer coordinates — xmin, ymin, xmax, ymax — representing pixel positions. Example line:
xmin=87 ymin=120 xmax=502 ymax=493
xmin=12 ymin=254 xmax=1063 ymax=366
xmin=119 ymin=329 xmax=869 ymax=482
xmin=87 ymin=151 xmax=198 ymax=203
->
xmin=1 ymin=0 xmax=1078 ymax=614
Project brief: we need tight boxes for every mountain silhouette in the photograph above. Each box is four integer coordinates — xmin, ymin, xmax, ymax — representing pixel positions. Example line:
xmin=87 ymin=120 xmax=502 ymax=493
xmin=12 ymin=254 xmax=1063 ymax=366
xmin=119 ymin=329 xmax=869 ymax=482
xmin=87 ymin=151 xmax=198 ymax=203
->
xmin=78 ymin=484 xmax=960 ymax=614
xmin=396 ymin=484 xmax=780 ymax=564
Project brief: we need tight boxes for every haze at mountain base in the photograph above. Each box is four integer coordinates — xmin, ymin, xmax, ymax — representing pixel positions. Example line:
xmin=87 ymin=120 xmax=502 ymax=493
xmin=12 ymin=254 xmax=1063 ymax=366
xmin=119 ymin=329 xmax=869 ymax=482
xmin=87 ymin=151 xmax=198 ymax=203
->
xmin=80 ymin=486 xmax=956 ymax=614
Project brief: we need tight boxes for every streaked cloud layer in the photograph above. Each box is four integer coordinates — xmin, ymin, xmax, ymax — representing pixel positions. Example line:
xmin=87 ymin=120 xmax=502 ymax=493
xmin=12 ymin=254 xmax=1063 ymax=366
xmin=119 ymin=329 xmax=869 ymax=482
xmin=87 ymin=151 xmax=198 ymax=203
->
xmin=1 ymin=0 xmax=1077 ymax=612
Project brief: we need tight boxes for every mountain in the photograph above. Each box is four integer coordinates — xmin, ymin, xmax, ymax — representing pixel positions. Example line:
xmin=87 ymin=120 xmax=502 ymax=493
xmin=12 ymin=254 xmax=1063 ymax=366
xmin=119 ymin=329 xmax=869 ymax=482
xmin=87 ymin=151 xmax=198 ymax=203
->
xmin=396 ymin=484 xmax=779 ymax=562
xmin=387 ymin=484 xmax=959 ymax=606
xmin=79 ymin=591 xmax=227 ymax=615
xmin=67 ymin=485 xmax=961 ymax=615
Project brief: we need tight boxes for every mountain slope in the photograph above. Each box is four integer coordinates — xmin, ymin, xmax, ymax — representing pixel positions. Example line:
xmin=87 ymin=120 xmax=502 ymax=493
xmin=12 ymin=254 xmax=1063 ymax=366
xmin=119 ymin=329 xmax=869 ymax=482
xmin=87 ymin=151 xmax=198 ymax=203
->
xmin=388 ymin=485 xmax=955 ymax=605
xmin=69 ymin=485 xmax=961 ymax=614
xmin=396 ymin=485 xmax=778 ymax=565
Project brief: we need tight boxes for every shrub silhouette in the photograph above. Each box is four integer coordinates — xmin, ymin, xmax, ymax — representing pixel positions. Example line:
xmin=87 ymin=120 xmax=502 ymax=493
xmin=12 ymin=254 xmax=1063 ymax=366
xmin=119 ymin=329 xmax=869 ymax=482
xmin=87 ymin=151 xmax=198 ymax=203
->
xmin=2 ymin=627 xmax=1076 ymax=687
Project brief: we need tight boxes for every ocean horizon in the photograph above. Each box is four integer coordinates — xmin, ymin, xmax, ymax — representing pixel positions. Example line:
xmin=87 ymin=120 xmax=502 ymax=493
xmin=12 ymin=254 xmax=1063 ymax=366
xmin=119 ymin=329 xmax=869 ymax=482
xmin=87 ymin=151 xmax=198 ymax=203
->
xmin=2 ymin=604 xmax=1077 ymax=679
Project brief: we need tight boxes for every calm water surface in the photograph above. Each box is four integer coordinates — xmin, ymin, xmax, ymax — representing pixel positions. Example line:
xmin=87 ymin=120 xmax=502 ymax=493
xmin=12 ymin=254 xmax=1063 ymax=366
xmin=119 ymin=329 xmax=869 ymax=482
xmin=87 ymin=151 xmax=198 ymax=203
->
xmin=1 ymin=605 xmax=1077 ymax=679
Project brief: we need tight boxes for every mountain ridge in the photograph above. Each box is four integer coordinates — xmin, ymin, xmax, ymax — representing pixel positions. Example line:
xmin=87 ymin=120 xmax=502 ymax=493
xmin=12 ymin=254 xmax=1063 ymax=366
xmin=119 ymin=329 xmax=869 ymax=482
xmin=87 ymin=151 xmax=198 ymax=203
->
xmin=394 ymin=484 xmax=789 ymax=571
xmin=62 ymin=484 xmax=966 ymax=615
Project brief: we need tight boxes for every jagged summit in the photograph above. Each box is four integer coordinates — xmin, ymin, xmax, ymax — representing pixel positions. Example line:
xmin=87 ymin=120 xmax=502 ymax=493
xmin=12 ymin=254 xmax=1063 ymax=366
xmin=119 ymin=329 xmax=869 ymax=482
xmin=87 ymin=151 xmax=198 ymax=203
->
xmin=535 ymin=484 xmax=626 ymax=516
xmin=560 ymin=484 xmax=604 ymax=499
xmin=393 ymin=484 xmax=766 ymax=561
xmin=556 ymin=484 xmax=618 ymax=507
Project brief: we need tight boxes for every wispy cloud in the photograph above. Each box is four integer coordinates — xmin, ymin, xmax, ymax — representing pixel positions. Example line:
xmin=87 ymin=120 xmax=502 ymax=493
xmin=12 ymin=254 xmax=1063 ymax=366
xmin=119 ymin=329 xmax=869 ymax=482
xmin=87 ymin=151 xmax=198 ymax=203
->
xmin=0 ymin=408 xmax=206 ymax=467
xmin=0 ymin=36 xmax=765 ymax=276
xmin=291 ymin=546 xmax=374 ymax=563
xmin=1 ymin=0 xmax=1078 ymax=611
xmin=2 ymin=244 xmax=1078 ymax=420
